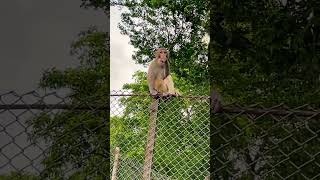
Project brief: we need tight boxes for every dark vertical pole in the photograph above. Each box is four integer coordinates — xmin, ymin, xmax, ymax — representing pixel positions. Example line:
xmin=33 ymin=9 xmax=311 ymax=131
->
xmin=209 ymin=0 xmax=219 ymax=179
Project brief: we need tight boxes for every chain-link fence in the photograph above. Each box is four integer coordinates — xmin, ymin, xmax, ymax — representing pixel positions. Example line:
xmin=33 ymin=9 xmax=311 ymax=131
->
xmin=211 ymin=103 xmax=320 ymax=179
xmin=111 ymin=90 xmax=320 ymax=180
xmin=0 ymin=91 xmax=108 ymax=179
xmin=110 ymin=90 xmax=210 ymax=180
xmin=1 ymin=90 xmax=319 ymax=179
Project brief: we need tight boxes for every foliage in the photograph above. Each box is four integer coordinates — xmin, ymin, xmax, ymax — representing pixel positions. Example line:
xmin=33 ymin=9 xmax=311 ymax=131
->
xmin=0 ymin=172 xmax=39 ymax=180
xmin=208 ymin=0 xmax=320 ymax=106
xmin=40 ymin=27 xmax=109 ymax=105
xmin=112 ymin=0 xmax=320 ymax=105
xmin=207 ymin=0 xmax=320 ymax=178
xmin=111 ymin=73 xmax=210 ymax=179
xmin=80 ymin=0 xmax=109 ymax=13
xmin=27 ymin=24 xmax=109 ymax=180
xmin=110 ymin=0 xmax=320 ymax=179
xmin=112 ymin=0 xmax=210 ymax=93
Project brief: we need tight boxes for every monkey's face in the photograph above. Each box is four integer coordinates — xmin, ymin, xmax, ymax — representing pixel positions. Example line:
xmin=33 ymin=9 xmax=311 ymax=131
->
xmin=156 ymin=48 xmax=168 ymax=67
xmin=158 ymin=50 xmax=167 ymax=60
xmin=157 ymin=56 xmax=167 ymax=67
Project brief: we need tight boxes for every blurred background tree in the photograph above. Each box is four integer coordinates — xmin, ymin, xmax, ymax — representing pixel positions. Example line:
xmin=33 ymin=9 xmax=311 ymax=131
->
xmin=26 ymin=1 xmax=109 ymax=179
xmin=110 ymin=0 xmax=320 ymax=179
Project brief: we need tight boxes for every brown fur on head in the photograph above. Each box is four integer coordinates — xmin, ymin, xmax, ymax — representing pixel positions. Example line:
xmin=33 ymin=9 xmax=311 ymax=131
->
xmin=155 ymin=48 xmax=170 ymax=61
xmin=154 ymin=47 xmax=170 ymax=77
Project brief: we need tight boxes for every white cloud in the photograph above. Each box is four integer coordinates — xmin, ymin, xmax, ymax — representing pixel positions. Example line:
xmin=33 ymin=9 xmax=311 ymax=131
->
xmin=110 ymin=7 xmax=146 ymax=91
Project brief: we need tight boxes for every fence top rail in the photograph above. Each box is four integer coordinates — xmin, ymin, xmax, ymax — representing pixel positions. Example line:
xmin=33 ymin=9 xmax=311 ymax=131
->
xmin=0 ymin=104 xmax=108 ymax=110
xmin=111 ymin=93 xmax=320 ymax=117
xmin=222 ymin=106 xmax=320 ymax=118
xmin=110 ymin=93 xmax=210 ymax=99
xmin=1 ymin=103 xmax=317 ymax=117
xmin=0 ymin=92 xmax=318 ymax=117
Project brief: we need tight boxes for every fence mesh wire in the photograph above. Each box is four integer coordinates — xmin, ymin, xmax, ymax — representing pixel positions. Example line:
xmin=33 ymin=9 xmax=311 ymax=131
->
xmin=211 ymin=103 xmax=320 ymax=179
xmin=110 ymin=91 xmax=210 ymax=180
xmin=1 ymin=90 xmax=319 ymax=179
xmin=0 ymin=91 xmax=108 ymax=179
xmin=110 ymin=90 xmax=320 ymax=180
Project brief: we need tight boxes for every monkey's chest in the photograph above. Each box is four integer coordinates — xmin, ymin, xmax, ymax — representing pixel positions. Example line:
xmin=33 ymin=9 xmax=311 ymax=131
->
xmin=155 ymin=68 xmax=166 ymax=80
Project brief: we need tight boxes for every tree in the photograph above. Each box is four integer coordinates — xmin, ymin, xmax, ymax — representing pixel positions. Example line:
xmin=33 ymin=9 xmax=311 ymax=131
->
xmin=208 ymin=1 xmax=320 ymax=178
xmin=110 ymin=71 xmax=210 ymax=179
xmin=112 ymin=0 xmax=211 ymax=94
xmin=111 ymin=0 xmax=320 ymax=179
xmin=208 ymin=0 xmax=320 ymax=105
xmin=80 ymin=0 xmax=109 ymax=14
xmin=112 ymin=0 xmax=320 ymax=105
xmin=0 ymin=172 xmax=40 ymax=180
xmin=27 ymin=26 xmax=109 ymax=179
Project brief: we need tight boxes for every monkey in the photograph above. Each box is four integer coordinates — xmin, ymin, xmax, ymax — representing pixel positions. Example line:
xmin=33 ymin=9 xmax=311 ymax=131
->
xmin=147 ymin=48 xmax=180 ymax=98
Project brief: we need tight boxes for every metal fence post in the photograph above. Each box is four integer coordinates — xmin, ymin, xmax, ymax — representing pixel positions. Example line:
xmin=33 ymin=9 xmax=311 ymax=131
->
xmin=142 ymin=98 xmax=159 ymax=180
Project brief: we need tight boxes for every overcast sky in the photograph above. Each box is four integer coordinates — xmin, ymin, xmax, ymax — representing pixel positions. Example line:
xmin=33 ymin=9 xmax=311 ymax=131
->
xmin=110 ymin=7 xmax=146 ymax=91
xmin=0 ymin=1 xmax=144 ymax=93
xmin=0 ymin=1 xmax=146 ymax=175
xmin=0 ymin=0 xmax=106 ymax=93
xmin=0 ymin=0 xmax=110 ymax=174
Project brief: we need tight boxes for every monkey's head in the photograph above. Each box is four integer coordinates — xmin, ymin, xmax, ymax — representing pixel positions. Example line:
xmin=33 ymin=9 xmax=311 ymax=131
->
xmin=155 ymin=48 xmax=169 ymax=67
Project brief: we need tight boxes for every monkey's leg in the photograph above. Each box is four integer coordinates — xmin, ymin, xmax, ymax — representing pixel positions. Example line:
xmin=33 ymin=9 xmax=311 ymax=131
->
xmin=163 ymin=75 xmax=175 ymax=94
xmin=155 ymin=79 xmax=167 ymax=95
xmin=164 ymin=75 xmax=180 ymax=96
xmin=155 ymin=79 xmax=170 ymax=101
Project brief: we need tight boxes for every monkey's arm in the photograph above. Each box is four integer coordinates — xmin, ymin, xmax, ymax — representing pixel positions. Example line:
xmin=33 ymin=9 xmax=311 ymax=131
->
xmin=163 ymin=75 xmax=180 ymax=96
xmin=147 ymin=63 xmax=159 ymax=96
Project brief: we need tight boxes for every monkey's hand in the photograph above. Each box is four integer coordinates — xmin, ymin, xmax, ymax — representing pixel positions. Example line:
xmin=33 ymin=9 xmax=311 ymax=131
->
xmin=174 ymin=90 xmax=181 ymax=96
xmin=150 ymin=90 xmax=161 ymax=99
xmin=167 ymin=89 xmax=181 ymax=97
xmin=162 ymin=92 xmax=169 ymax=97
xmin=211 ymin=90 xmax=222 ymax=113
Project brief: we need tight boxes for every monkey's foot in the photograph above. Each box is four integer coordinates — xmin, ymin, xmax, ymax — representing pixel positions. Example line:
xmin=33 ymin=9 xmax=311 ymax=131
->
xmin=168 ymin=92 xmax=180 ymax=97
xmin=162 ymin=92 xmax=169 ymax=97
xmin=150 ymin=93 xmax=161 ymax=99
